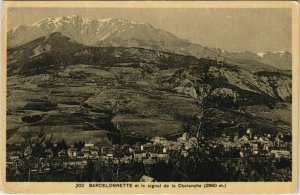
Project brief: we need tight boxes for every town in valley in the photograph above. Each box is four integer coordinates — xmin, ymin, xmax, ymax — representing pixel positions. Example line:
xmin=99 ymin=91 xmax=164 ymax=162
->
xmin=7 ymin=127 xmax=292 ymax=182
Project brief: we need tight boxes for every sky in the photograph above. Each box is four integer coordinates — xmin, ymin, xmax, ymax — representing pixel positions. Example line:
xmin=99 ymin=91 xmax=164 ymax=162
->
xmin=8 ymin=8 xmax=292 ymax=53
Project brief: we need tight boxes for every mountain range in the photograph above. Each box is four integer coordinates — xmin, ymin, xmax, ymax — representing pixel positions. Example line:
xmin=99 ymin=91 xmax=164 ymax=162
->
xmin=8 ymin=15 xmax=292 ymax=70
xmin=7 ymin=31 xmax=291 ymax=144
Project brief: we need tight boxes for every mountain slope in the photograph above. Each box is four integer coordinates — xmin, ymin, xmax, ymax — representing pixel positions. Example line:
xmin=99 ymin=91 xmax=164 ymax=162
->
xmin=8 ymin=33 xmax=292 ymax=101
xmin=7 ymin=33 xmax=291 ymax=144
xmin=8 ymin=15 xmax=292 ymax=70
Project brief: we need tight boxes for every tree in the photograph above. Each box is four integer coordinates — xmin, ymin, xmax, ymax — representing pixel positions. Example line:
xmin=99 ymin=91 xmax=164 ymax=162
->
xmin=20 ymin=127 xmax=52 ymax=181
xmin=58 ymin=139 xmax=68 ymax=151
xmin=76 ymin=141 xmax=85 ymax=151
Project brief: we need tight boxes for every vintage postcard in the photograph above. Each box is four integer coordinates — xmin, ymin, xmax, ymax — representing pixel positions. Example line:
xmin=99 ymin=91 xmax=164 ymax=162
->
xmin=0 ymin=1 xmax=299 ymax=194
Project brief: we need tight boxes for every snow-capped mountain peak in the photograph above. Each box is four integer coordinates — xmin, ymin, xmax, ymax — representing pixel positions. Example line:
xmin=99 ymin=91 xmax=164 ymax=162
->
xmin=254 ymin=51 xmax=291 ymax=70
xmin=257 ymin=52 xmax=267 ymax=58
xmin=8 ymin=15 xmax=169 ymax=48
xmin=257 ymin=50 xmax=287 ymax=57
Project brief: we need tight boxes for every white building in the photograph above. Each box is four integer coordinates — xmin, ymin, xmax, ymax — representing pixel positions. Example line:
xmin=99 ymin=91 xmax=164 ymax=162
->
xmin=84 ymin=143 xmax=94 ymax=148
xmin=67 ymin=148 xmax=77 ymax=158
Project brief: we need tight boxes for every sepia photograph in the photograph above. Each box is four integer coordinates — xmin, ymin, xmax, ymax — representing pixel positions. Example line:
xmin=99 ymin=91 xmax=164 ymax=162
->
xmin=1 ymin=1 xmax=299 ymax=194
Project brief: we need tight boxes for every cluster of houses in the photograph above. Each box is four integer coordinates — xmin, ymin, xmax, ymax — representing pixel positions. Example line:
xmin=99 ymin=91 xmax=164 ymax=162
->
xmin=6 ymin=129 xmax=291 ymax=175
xmin=213 ymin=129 xmax=291 ymax=159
